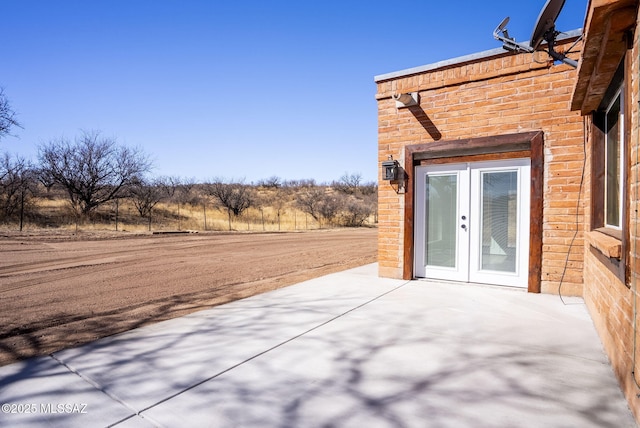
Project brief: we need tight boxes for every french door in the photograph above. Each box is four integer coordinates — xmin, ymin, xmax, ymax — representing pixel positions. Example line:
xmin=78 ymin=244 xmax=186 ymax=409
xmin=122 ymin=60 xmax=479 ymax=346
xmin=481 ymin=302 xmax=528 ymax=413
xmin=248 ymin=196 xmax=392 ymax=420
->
xmin=414 ymin=159 xmax=530 ymax=287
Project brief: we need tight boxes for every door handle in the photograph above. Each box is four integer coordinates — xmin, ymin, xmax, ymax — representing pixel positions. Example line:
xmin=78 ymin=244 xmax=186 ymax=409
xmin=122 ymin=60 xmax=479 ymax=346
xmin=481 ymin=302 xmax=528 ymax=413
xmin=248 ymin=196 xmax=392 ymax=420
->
xmin=461 ymin=224 xmax=467 ymax=230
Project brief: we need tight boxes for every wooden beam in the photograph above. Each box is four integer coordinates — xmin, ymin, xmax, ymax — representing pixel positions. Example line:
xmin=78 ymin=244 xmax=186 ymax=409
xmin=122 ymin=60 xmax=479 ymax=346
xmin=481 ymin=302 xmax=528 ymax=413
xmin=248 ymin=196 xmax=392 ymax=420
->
xmin=402 ymin=131 xmax=544 ymax=292
xmin=572 ymin=3 xmax=639 ymax=112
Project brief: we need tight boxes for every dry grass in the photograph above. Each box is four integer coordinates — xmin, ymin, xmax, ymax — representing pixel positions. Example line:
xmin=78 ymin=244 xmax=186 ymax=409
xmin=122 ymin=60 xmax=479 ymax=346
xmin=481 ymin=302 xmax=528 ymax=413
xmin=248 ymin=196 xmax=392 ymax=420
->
xmin=157 ymin=202 xmax=324 ymax=232
xmin=3 ymin=193 xmax=376 ymax=234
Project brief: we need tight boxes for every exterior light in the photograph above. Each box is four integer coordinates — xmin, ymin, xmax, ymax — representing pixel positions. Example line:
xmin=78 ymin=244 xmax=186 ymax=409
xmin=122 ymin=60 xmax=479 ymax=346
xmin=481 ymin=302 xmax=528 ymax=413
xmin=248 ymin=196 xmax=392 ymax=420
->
xmin=382 ymin=156 xmax=399 ymax=181
xmin=392 ymin=92 xmax=419 ymax=108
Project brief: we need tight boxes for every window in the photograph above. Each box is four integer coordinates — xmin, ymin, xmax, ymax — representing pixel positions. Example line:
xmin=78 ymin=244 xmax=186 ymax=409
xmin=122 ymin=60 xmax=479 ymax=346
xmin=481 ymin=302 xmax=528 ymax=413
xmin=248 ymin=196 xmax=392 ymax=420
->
xmin=592 ymin=58 xmax=626 ymax=237
xmin=590 ymin=57 xmax=628 ymax=283
xmin=604 ymin=89 xmax=624 ymax=229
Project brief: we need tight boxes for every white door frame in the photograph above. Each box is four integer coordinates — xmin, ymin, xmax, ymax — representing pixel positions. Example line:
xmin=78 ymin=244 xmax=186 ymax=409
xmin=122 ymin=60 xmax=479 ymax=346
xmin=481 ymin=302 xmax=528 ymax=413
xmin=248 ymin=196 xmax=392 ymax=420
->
xmin=414 ymin=159 xmax=531 ymax=287
xmin=414 ymin=163 xmax=469 ymax=282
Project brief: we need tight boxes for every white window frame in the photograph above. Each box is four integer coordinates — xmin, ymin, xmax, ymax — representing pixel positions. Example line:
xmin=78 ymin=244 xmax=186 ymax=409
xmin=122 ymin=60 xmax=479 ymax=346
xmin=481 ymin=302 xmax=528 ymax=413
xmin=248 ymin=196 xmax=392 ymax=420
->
xmin=604 ymin=87 xmax=624 ymax=230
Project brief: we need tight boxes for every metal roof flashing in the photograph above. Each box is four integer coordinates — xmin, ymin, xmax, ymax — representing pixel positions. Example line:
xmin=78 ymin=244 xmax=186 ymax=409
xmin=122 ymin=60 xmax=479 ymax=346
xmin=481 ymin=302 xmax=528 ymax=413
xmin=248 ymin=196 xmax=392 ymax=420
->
xmin=374 ymin=29 xmax=582 ymax=83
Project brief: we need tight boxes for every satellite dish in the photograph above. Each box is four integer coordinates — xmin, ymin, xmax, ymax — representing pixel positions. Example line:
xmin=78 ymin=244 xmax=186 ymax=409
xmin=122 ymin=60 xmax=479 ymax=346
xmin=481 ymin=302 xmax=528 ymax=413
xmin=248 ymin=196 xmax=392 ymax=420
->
xmin=493 ymin=0 xmax=578 ymax=68
xmin=493 ymin=17 xmax=533 ymax=53
xmin=497 ymin=17 xmax=510 ymax=37
xmin=530 ymin=0 xmax=566 ymax=50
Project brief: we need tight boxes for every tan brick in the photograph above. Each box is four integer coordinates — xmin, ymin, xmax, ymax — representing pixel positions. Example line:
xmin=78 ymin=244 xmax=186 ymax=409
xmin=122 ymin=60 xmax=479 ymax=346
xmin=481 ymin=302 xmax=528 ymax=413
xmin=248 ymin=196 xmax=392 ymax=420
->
xmin=376 ymin=35 xmax=586 ymax=283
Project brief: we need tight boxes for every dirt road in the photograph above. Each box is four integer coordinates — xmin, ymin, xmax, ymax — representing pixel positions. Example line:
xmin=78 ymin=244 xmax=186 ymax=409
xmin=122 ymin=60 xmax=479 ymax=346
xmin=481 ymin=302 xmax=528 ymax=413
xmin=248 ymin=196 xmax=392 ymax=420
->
xmin=0 ymin=228 xmax=377 ymax=366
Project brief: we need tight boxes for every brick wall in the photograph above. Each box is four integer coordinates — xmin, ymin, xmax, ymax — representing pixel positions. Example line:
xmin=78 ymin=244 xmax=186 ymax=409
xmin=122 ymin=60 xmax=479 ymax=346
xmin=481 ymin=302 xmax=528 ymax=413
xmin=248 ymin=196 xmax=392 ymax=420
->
xmin=632 ymin=25 xmax=640 ymax=423
xmin=581 ymin=12 xmax=640 ymax=421
xmin=376 ymin=41 xmax=585 ymax=294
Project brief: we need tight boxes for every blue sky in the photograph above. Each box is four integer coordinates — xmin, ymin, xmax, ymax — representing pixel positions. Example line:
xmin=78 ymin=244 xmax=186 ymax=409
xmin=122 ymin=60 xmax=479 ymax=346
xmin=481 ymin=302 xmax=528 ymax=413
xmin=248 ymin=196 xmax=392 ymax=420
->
xmin=1 ymin=0 xmax=587 ymax=184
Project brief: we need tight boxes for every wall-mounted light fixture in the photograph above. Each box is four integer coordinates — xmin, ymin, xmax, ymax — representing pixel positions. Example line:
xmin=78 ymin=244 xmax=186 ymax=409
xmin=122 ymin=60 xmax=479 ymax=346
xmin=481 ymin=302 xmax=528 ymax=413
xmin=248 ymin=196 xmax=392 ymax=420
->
xmin=382 ymin=155 xmax=406 ymax=194
xmin=382 ymin=156 xmax=399 ymax=181
xmin=392 ymin=92 xmax=419 ymax=108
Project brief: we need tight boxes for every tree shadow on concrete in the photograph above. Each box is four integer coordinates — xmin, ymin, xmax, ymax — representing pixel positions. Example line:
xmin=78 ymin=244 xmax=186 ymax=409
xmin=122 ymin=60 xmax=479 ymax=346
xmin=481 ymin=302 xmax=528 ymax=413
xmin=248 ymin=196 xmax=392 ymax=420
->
xmin=0 ymin=273 xmax=315 ymax=365
xmin=0 ymin=280 xmax=635 ymax=428
xmin=161 ymin=306 xmax=631 ymax=428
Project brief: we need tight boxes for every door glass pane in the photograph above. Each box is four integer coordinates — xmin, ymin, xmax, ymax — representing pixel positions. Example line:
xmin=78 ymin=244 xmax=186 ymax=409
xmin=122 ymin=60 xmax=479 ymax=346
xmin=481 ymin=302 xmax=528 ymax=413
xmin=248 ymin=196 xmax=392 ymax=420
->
xmin=426 ymin=174 xmax=457 ymax=268
xmin=480 ymin=171 xmax=517 ymax=273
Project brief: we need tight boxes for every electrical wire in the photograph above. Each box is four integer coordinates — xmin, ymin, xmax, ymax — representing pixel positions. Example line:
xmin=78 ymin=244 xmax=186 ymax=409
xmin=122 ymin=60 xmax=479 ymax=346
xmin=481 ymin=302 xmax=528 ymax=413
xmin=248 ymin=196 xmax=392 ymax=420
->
xmin=554 ymin=33 xmax=590 ymax=304
xmin=532 ymin=34 xmax=584 ymax=65
xmin=557 ymin=116 xmax=587 ymax=305
xmin=563 ymin=34 xmax=584 ymax=56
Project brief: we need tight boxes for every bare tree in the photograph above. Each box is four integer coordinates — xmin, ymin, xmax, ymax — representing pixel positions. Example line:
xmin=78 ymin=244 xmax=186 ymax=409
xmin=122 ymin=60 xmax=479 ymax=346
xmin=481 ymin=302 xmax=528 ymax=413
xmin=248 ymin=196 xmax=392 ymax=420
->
xmin=161 ymin=176 xmax=197 ymax=230
xmin=333 ymin=172 xmax=363 ymax=195
xmin=178 ymin=177 xmax=198 ymax=205
xmin=295 ymin=187 xmax=325 ymax=224
xmin=205 ymin=178 xmax=254 ymax=230
xmin=129 ymin=177 xmax=165 ymax=231
xmin=38 ymin=131 xmax=151 ymax=217
xmin=272 ymin=187 xmax=290 ymax=231
xmin=37 ymin=167 xmax=57 ymax=193
xmin=339 ymin=196 xmax=373 ymax=227
xmin=359 ymin=180 xmax=378 ymax=196
xmin=253 ymin=191 xmax=271 ymax=231
xmin=257 ymin=176 xmax=282 ymax=189
xmin=363 ymin=190 xmax=378 ymax=223
xmin=0 ymin=153 xmax=37 ymax=228
xmin=0 ymin=88 xmax=22 ymax=141
xmin=317 ymin=193 xmax=341 ymax=226
xmin=284 ymin=178 xmax=317 ymax=188
xmin=296 ymin=187 xmax=342 ymax=227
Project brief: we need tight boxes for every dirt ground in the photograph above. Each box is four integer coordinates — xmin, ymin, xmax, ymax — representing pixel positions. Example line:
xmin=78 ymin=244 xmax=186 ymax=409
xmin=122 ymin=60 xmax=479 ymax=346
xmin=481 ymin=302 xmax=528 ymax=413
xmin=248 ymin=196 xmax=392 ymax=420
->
xmin=0 ymin=228 xmax=377 ymax=366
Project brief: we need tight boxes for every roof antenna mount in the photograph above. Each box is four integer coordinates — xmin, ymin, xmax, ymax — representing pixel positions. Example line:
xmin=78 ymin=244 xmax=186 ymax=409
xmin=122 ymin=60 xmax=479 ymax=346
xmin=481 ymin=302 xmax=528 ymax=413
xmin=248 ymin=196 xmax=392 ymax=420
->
xmin=493 ymin=0 xmax=578 ymax=68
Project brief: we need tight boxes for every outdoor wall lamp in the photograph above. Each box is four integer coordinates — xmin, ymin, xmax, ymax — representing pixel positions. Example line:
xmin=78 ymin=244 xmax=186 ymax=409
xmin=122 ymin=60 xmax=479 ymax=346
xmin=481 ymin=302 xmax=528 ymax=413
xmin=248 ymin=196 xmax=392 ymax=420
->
xmin=382 ymin=156 xmax=399 ymax=181
xmin=392 ymin=92 xmax=419 ymax=108
xmin=382 ymin=156 xmax=406 ymax=194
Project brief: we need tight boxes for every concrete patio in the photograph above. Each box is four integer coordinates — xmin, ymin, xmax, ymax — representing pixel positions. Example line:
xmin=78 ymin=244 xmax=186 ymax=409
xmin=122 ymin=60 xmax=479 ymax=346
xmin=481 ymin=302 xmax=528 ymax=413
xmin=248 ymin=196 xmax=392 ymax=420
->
xmin=0 ymin=263 xmax=636 ymax=427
